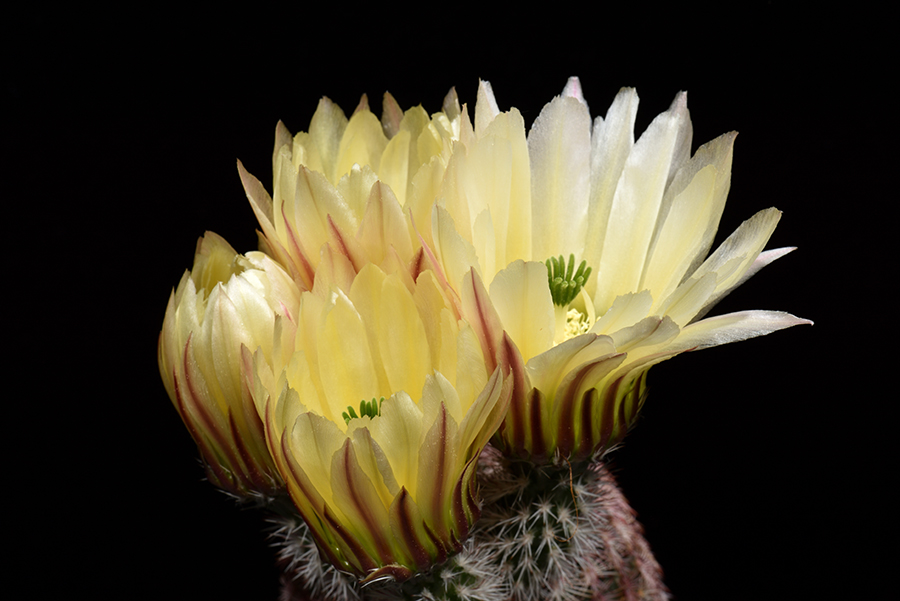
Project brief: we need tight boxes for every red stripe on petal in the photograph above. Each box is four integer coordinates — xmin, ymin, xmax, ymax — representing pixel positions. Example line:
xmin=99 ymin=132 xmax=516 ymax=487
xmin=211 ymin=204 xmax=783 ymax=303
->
xmin=390 ymin=488 xmax=432 ymax=570
xmin=463 ymin=270 xmax=501 ymax=374
xmin=280 ymin=202 xmax=316 ymax=290
xmin=577 ymin=387 xmax=599 ymax=461
xmin=336 ymin=440 xmax=395 ymax=565
xmin=322 ymin=503 xmax=376 ymax=575
xmin=529 ymin=388 xmax=547 ymax=461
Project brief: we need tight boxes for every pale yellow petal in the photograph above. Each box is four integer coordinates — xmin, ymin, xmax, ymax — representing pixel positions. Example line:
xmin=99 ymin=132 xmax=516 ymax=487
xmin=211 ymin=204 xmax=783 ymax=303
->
xmin=454 ymin=322 xmax=488 ymax=413
xmin=671 ymin=310 xmax=812 ymax=352
xmin=378 ymin=129 xmax=411 ymax=206
xmin=357 ymin=181 xmax=414 ymax=267
xmin=591 ymin=290 xmax=653 ymax=336
xmin=657 ymin=271 xmax=717 ymax=327
xmin=640 ymin=164 xmax=718 ymax=306
xmin=377 ymin=273 xmax=431 ymax=398
xmin=582 ymin=87 xmax=639 ymax=297
xmin=412 ymin=270 xmax=458 ymax=372
xmin=290 ymin=166 xmax=359 ymax=259
xmin=528 ymin=95 xmax=592 ymax=262
xmin=348 ymin=426 xmax=399 ymax=505
xmin=346 ymin=264 xmax=392 ymax=396
xmin=525 ymin=334 xmax=614 ymax=400
xmin=289 ymin=412 xmax=346 ymax=507
xmin=594 ymin=93 xmax=691 ymax=314
xmin=308 ymin=96 xmax=348 ymax=181
xmin=317 ymin=289 xmax=379 ymax=422
xmin=474 ymin=79 xmax=500 ymax=138
xmin=336 ymin=109 xmax=388 ymax=181
xmin=471 ymin=208 xmax=497 ymax=279
xmin=488 ymin=260 xmax=555 ymax=363
xmin=335 ymin=163 xmax=380 ymax=222
xmin=485 ymin=109 xmax=532 ymax=265
xmin=420 ymin=372 xmax=464 ymax=428
xmin=664 ymin=132 xmax=737 ymax=280
xmin=432 ymin=205 xmax=481 ymax=292
xmin=368 ymin=391 xmax=422 ymax=494
xmin=404 ymin=155 xmax=448 ymax=252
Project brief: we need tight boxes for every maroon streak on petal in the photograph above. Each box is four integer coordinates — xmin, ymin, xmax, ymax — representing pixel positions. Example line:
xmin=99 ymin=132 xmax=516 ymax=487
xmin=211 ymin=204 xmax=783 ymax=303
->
xmin=598 ymin=376 xmax=623 ymax=452
xmin=390 ymin=488 xmax=432 ymax=569
xmin=621 ymin=371 xmax=647 ymax=431
xmin=457 ymin=454 xmax=481 ymax=533
xmin=529 ymin=388 xmax=547 ymax=460
xmin=463 ymin=269 xmax=503 ymax=374
xmin=239 ymin=346 xmax=273 ymax=457
xmin=179 ymin=338 xmax=243 ymax=475
xmin=499 ymin=332 xmax=528 ymax=454
xmin=326 ymin=214 xmax=363 ymax=273
xmin=279 ymin=428 xmax=326 ymax=516
xmin=450 ymin=467 xmax=469 ymax=541
xmin=557 ymin=353 xmax=625 ymax=458
xmin=337 ymin=439 xmax=395 ymax=565
xmin=226 ymin=411 xmax=259 ymax=488
xmin=409 ymin=246 xmax=427 ymax=283
xmin=280 ymin=202 xmax=315 ymax=290
xmin=554 ymin=363 xmax=593 ymax=458
xmin=413 ymin=226 xmax=463 ymax=320
xmin=422 ymin=520 xmax=449 ymax=565
xmin=429 ymin=403 xmax=450 ymax=537
xmin=322 ymin=502 xmax=378 ymax=575
xmin=173 ymin=365 xmax=229 ymax=488
xmin=577 ymin=387 xmax=599 ymax=460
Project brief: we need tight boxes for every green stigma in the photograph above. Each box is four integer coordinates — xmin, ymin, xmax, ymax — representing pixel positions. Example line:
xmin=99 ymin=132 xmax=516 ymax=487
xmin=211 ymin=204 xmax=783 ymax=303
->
xmin=546 ymin=254 xmax=592 ymax=307
xmin=342 ymin=396 xmax=385 ymax=424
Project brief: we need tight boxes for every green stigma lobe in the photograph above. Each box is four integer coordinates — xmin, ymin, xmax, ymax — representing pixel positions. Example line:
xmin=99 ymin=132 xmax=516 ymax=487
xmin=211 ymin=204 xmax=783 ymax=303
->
xmin=343 ymin=396 xmax=385 ymax=424
xmin=546 ymin=254 xmax=592 ymax=307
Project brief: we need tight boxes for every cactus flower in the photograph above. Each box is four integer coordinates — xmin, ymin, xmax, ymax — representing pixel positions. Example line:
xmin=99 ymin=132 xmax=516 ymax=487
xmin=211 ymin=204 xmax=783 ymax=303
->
xmin=248 ymin=255 xmax=514 ymax=582
xmin=430 ymin=79 xmax=811 ymax=461
xmin=158 ymin=232 xmax=301 ymax=498
xmin=237 ymin=91 xmax=465 ymax=292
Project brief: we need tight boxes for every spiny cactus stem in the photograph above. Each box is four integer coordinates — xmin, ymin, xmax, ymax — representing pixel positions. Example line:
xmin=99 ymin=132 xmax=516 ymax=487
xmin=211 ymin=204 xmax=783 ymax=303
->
xmin=274 ymin=447 xmax=668 ymax=601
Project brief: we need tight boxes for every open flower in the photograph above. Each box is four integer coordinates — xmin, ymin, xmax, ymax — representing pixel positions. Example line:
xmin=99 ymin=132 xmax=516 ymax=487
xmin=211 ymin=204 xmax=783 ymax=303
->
xmin=248 ymin=255 xmax=514 ymax=581
xmin=431 ymin=79 xmax=811 ymax=461
xmin=158 ymin=232 xmax=301 ymax=498
xmin=237 ymin=92 xmax=465 ymax=291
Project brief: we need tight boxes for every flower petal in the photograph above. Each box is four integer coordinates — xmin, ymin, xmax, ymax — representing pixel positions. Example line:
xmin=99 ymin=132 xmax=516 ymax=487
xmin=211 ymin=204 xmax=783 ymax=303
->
xmin=594 ymin=92 xmax=692 ymax=314
xmin=673 ymin=310 xmax=813 ymax=351
xmin=584 ymin=87 xmax=639 ymax=295
xmin=488 ymin=260 xmax=555 ymax=363
xmin=528 ymin=93 xmax=592 ymax=262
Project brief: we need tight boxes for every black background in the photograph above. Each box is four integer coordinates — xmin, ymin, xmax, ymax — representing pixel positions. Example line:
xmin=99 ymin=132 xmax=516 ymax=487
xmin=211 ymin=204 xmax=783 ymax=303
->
xmin=8 ymin=5 xmax=889 ymax=600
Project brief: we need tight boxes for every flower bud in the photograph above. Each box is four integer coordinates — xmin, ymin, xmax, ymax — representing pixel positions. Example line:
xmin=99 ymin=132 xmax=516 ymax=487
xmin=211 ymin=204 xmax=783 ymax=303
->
xmin=158 ymin=232 xmax=301 ymax=498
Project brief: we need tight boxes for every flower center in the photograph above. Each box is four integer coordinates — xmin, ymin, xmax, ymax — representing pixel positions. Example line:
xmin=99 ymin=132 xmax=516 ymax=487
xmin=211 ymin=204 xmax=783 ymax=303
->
xmin=546 ymin=254 xmax=592 ymax=307
xmin=342 ymin=396 xmax=385 ymax=424
xmin=564 ymin=308 xmax=592 ymax=338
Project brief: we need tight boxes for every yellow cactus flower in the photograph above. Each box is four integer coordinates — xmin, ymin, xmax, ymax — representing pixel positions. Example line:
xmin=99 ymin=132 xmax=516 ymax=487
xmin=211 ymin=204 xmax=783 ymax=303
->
xmin=248 ymin=255 xmax=514 ymax=582
xmin=238 ymin=92 xmax=466 ymax=291
xmin=158 ymin=232 xmax=301 ymax=497
xmin=430 ymin=79 xmax=811 ymax=461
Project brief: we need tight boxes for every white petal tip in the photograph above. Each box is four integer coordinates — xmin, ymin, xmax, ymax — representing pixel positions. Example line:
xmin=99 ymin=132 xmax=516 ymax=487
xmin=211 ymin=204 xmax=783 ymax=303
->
xmin=562 ymin=77 xmax=584 ymax=102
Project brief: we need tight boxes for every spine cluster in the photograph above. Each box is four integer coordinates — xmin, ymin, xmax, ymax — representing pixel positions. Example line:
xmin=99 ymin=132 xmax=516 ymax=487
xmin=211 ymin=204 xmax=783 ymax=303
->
xmin=272 ymin=446 xmax=668 ymax=601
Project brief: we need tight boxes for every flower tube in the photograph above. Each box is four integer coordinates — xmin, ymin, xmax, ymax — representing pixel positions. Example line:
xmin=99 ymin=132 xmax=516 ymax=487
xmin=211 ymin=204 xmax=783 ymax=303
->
xmin=431 ymin=79 xmax=811 ymax=461
xmin=248 ymin=254 xmax=514 ymax=582
xmin=158 ymin=232 xmax=301 ymax=498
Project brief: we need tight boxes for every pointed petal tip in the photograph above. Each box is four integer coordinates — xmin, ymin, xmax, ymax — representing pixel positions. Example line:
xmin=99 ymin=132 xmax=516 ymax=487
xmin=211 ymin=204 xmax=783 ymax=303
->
xmin=562 ymin=76 xmax=584 ymax=100
xmin=666 ymin=90 xmax=689 ymax=115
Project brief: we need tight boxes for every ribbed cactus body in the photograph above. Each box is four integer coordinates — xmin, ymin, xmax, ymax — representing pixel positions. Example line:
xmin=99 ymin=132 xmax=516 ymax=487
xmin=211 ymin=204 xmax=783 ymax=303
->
xmin=274 ymin=446 xmax=667 ymax=601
